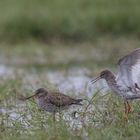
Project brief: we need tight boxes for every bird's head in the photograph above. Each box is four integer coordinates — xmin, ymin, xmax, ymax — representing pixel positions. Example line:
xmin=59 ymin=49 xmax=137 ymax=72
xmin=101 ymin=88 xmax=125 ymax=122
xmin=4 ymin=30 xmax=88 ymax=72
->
xmin=25 ymin=88 xmax=48 ymax=100
xmin=91 ymin=70 xmax=112 ymax=84
xmin=100 ymin=70 xmax=112 ymax=79
xmin=34 ymin=88 xmax=48 ymax=98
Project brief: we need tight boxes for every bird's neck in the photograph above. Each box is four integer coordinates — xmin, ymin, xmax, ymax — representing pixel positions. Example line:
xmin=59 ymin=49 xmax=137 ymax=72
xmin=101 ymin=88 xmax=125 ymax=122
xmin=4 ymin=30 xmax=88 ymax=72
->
xmin=104 ymin=72 xmax=118 ymax=91
xmin=106 ymin=72 xmax=116 ymax=84
xmin=104 ymin=72 xmax=132 ymax=98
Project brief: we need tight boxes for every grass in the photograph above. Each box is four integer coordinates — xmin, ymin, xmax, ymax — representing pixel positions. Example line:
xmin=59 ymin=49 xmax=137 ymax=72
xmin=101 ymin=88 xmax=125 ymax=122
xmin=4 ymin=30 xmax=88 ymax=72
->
xmin=0 ymin=0 xmax=140 ymax=41
xmin=0 ymin=36 xmax=140 ymax=139
xmin=0 ymin=1 xmax=140 ymax=138
xmin=1 ymin=79 xmax=140 ymax=140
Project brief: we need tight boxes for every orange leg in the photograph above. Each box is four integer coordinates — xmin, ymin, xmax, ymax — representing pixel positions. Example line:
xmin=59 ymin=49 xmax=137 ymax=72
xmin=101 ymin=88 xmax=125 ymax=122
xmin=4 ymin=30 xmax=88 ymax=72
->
xmin=124 ymin=102 xmax=127 ymax=114
xmin=124 ymin=101 xmax=131 ymax=120
xmin=126 ymin=101 xmax=131 ymax=113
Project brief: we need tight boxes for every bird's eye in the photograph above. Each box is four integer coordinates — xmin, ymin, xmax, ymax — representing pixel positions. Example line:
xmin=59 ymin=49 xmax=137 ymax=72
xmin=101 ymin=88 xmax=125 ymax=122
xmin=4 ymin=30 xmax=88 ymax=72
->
xmin=101 ymin=73 xmax=104 ymax=76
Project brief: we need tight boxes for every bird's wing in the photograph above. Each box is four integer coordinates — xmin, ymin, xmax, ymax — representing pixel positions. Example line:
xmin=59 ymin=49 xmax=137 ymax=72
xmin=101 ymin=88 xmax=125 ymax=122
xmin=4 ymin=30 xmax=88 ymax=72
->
xmin=46 ymin=92 xmax=75 ymax=107
xmin=116 ymin=48 xmax=140 ymax=92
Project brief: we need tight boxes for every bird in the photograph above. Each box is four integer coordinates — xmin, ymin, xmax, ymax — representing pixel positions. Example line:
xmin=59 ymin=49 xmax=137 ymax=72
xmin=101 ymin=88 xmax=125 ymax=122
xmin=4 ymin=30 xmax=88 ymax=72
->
xmin=91 ymin=48 xmax=140 ymax=118
xmin=20 ymin=88 xmax=83 ymax=121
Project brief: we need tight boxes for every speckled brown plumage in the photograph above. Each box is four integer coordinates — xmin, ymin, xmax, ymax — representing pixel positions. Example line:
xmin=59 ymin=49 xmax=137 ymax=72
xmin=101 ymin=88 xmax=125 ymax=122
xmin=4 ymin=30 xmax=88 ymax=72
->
xmin=24 ymin=88 xmax=83 ymax=113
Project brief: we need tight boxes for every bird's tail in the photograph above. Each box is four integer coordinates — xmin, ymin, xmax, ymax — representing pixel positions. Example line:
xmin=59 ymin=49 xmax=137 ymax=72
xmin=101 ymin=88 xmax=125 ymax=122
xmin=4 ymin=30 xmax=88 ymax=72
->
xmin=73 ymin=99 xmax=83 ymax=105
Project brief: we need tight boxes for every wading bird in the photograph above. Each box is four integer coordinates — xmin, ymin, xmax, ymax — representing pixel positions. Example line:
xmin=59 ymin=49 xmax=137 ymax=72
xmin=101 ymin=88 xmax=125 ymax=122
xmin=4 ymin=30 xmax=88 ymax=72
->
xmin=91 ymin=48 xmax=140 ymax=118
xmin=20 ymin=88 xmax=83 ymax=121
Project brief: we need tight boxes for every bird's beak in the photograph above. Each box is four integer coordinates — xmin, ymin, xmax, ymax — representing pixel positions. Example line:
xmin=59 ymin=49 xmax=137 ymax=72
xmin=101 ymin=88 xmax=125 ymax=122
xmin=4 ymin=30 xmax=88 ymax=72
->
xmin=25 ymin=94 xmax=36 ymax=100
xmin=91 ymin=76 xmax=101 ymax=84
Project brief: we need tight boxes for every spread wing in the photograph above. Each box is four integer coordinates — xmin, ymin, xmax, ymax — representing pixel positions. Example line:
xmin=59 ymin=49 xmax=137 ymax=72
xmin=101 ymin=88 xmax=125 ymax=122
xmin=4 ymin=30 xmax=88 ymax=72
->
xmin=116 ymin=48 xmax=140 ymax=92
xmin=46 ymin=92 xmax=76 ymax=107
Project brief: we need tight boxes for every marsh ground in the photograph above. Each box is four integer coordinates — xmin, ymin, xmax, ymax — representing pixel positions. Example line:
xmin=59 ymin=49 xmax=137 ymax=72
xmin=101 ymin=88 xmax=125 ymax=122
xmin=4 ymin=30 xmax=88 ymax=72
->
xmin=1 ymin=36 xmax=140 ymax=140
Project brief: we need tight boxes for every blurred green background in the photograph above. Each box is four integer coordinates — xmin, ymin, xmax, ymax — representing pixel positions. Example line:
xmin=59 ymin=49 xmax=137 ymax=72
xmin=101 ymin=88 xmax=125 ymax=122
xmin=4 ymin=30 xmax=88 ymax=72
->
xmin=0 ymin=0 xmax=139 ymax=69
xmin=0 ymin=0 xmax=140 ymax=41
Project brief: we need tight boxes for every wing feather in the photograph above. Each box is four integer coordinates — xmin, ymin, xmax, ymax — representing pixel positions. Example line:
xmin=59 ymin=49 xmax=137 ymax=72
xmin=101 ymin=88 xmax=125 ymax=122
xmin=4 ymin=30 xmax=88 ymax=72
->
xmin=46 ymin=92 xmax=75 ymax=107
xmin=116 ymin=48 xmax=140 ymax=92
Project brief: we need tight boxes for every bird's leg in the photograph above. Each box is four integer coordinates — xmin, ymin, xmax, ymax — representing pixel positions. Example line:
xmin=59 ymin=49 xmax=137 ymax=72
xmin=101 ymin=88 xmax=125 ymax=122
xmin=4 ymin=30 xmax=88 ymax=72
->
xmin=124 ymin=101 xmax=131 ymax=121
xmin=124 ymin=102 xmax=127 ymax=114
xmin=53 ymin=112 xmax=56 ymax=123
xmin=126 ymin=101 xmax=131 ymax=113
xmin=124 ymin=102 xmax=129 ymax=121
xmin=58 ymin=109 xmax=62 ymax=120
xmin=52 ymin=112 xmax=56 ymax=131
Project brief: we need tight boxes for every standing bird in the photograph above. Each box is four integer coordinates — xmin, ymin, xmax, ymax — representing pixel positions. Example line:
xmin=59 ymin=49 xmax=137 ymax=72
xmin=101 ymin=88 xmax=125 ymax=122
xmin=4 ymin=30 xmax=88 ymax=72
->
xmin=91 ymin=48 xmax=140 ymax=118
xmin=21 ymin=88 xmax=83 ymax=121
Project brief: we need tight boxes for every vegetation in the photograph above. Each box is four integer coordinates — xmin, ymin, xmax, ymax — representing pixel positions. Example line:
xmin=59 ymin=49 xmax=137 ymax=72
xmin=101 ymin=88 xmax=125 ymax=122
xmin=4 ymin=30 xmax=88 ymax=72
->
xmin=0 ymin=0 xmax=140 ymax=139
xmin=0 ymin=37 xmax=140 ymax=140
xmin=0 ymin=0 xmax=140 ymax=41
xmin=1 ymin=79 xmax=140 ymax=140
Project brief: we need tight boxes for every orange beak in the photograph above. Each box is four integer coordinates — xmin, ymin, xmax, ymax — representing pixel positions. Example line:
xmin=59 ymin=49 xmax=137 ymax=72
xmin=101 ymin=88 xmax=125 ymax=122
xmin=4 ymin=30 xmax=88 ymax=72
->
xmin=91 ymin=76 xmax=101 ymax=84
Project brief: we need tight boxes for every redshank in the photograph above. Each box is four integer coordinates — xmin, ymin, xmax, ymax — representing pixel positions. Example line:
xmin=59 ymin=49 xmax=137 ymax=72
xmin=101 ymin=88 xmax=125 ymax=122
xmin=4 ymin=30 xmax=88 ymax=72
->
xmin=91 ymin=48 xmax=140 ymax=118
xmin=21 ymin=88 xmax=83 ymax=121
